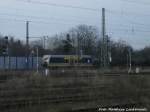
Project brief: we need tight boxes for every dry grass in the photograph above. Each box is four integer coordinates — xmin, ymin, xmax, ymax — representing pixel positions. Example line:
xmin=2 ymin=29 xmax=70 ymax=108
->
xmin=0 ymin=70 xmax=150 ymax=111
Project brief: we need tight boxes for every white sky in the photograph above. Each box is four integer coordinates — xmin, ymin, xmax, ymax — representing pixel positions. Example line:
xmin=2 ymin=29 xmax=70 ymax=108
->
xmin=0 ymin=0 xmax=150 ymax=49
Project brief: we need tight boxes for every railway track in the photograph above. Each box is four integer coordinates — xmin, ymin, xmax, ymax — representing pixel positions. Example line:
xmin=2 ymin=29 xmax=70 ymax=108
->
xmin=0 ymin=70 xmax=149 ymax=111
xmin=0 ymin=84 xmax=148 ymax=109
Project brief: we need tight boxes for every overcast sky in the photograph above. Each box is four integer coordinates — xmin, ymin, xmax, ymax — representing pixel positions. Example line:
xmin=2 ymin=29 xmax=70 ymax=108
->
xmin=0 ymin=0 xmax=150 ymax=49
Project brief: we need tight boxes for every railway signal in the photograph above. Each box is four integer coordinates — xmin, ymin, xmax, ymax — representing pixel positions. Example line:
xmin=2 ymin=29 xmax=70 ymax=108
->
xmin=2 ymin=36 xmax=9 ymax=55
xmin=4 ymin=36 xmax=9 ymax=45
xmin=2 ymin=45 xmax=7 ymax=55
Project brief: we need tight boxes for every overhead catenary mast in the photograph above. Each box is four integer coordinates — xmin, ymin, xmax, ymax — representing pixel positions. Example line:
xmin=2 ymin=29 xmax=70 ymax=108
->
xmin=101 ymin=8 xmax=110 ymax=68
xmin=101 ymin=8 xmax=106 ymax=68
xmin=26 ymin=21 xmax=29 ymax=69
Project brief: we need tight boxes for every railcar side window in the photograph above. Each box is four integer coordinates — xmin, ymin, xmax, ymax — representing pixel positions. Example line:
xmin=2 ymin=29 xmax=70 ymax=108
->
xmin=50 ymin=57 xmax=64 ymax=63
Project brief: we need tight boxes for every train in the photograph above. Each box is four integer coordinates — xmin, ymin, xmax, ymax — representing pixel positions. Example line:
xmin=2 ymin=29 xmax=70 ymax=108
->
xmin=42 ymin=55 xmax=93 ymax=68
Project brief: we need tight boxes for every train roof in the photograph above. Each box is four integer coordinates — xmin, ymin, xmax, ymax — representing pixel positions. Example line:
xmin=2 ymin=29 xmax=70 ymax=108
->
xmin=43 ymin=55 xmax=92 ymax=58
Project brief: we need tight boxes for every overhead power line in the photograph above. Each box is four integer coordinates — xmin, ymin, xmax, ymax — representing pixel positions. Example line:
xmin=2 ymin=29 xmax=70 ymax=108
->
xmin=0 ymin=18 xmax=26 ymax=22
xmin=106 ymin=9 xmax=150 ymax=18
xmin=119 ymin=0 xmax=150 ymax=6
xmin=0 ymin=6 xmax=99 ymax=21
xmin=107 ymin=28 xmax=150 ymax=34
xmin=0 ymin=12 xmax=88 ymax=24
xmin=107 ymin=22 xmax=150 ymax=29
xmin=106 ymin=22 xmax=150 ymax=33
xmin=2 ymin=10 xmax=149 ymax=31
xmin=106 ymin=10 xmax=150 ymax=27
xmin=16 ymin=0 xmax=100 ymax=12
xmin=0 ymin=17 xmax=95 ymax=26
xmin=107 ymin=31 xmax=150 ymax=41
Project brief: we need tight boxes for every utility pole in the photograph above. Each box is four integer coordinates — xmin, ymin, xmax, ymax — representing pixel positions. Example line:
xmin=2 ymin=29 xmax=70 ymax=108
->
xmin=36 ymin=47 xmax=39 ymax=73
xmin=106 ymin=35 xmax=111 ymax=66
xmin=26 ymin=21 xmax=29 ymax=69
xmin=43 ymin=36 xmax=46 ymax=49
xmin=77 ymin=33 xmax=80 ymax=64
xmin=128 ymin=48 xmax=132 ymax=73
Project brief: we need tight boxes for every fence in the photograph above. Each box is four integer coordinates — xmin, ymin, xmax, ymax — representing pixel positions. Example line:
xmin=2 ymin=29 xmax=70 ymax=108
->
xmin=0 ymin=56 xmax=42 ymax=70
